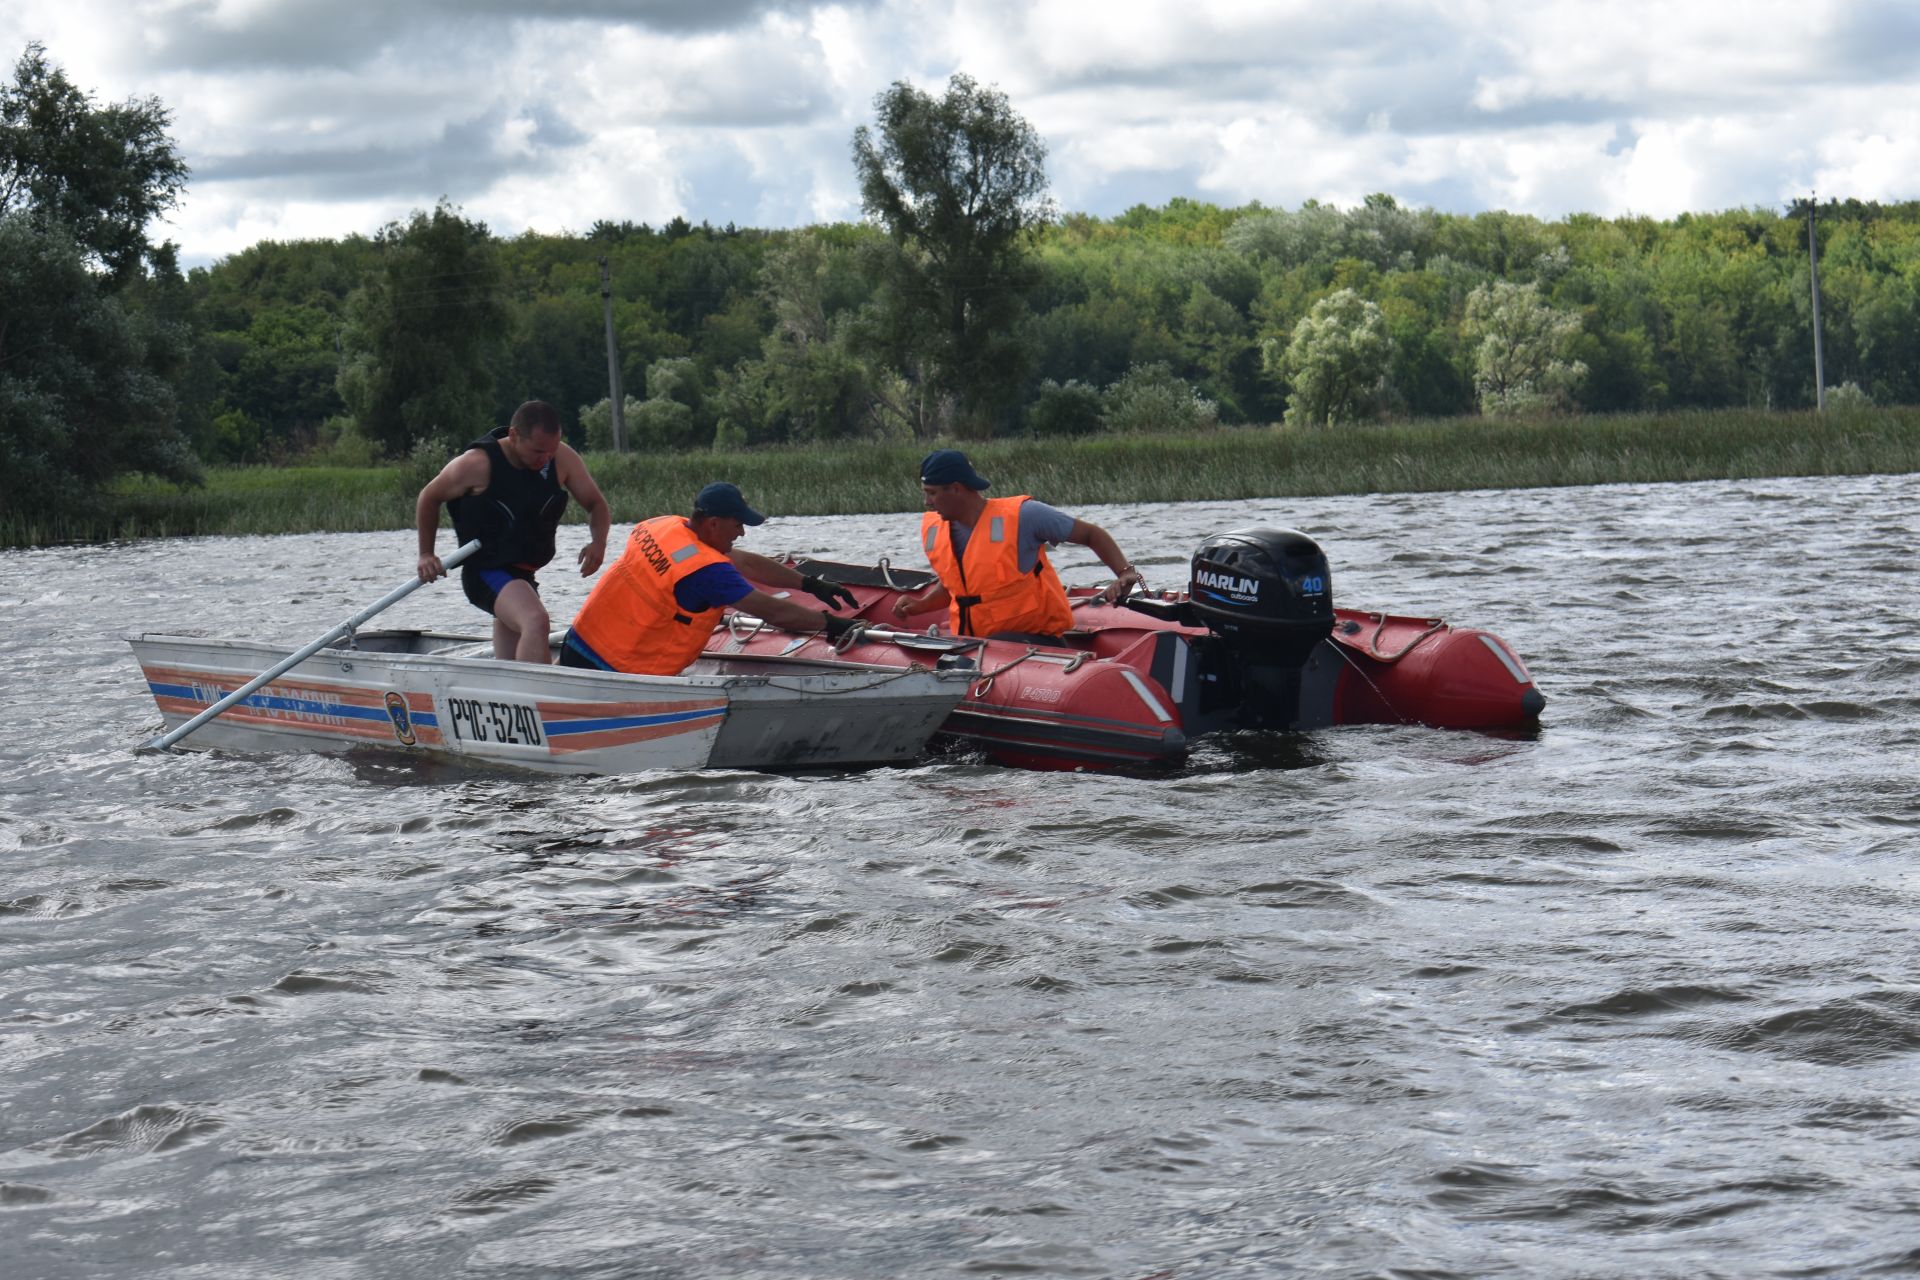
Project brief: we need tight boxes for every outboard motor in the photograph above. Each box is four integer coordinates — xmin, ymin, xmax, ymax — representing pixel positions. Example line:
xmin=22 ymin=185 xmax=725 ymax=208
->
xmin=1187 ymin=527 xmax=1335 ymax=728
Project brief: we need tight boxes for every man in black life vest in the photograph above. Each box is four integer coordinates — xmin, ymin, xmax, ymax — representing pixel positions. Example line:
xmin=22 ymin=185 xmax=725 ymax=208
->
xmin=414 ymin=400 xmax=611 ymax=663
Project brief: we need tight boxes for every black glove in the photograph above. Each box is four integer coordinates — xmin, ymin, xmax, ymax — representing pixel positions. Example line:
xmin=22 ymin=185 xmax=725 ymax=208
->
xmin=802 ymin=574 xmax=859 ymax=611
xmin=821 ymin=612 xmax=861 ymax=642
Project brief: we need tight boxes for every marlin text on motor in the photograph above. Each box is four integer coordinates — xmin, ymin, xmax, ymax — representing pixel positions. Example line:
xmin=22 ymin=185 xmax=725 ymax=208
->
xmin=1196 ymin=570 xmax=1260 ymax=596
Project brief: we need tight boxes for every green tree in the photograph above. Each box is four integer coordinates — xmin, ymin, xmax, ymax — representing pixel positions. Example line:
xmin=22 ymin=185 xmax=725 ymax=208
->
xmin=852 ymin=74 xmax=1051 ymax=433
xmin=1225 ymin=195 xmax=1437 ymax=274
xmin=336 ymin=202 xmax=511 ymax=456
xmin=1462 ymin=280 xmax=1586 ymax=415
xmin=579 ymin=394 xmax=640 ymax=453
xmin=503 ymin=291 xmax=606 ymax=444
xmin=1267 ymin=288 xmax=1392 ymax=426
xmin=1 ymin=42 xmax=188 ymax=282
xmin=0 ymin=45 xmax=198 ymax=527
xmin=723 ymin=228 xmax=902 ymax=443
xmin=1375 ymin=272 xmax=1474 ymax=417
xmin=1027 ymin=378 xmax=1103 ymax=436
xmin=0 ymin=217 xmax=200 ymax=519
xmin=1225 ymin=201 xmax=1351 ymax=270
xmin=221 ymin=305 xmax=347 ymax=456
xmin=178 ymin=236 xmax=375 ymax=460
xmin=1102 ymin=361 xmax=1219 ymax=434
xmin=631 ymin=356 xmax=705 ymax=450
xmin=1853 ymin=274 xmax=1920 ymax=406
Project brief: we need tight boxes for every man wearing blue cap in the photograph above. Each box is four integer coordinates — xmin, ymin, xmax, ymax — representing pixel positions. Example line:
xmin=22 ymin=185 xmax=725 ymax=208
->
xmin=891 ymin=449 xmax=1143 ymax=643
xmin=560 ymin=482 xmax=861 ymax=675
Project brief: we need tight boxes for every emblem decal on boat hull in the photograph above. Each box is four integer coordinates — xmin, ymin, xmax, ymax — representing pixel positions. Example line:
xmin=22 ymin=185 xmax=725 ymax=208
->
xmin=384 ymin=691 xmax=417 ymax=746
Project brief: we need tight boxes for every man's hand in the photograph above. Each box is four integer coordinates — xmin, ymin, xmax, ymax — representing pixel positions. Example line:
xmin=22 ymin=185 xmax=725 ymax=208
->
xmin=1096 ymin=566 xmax=1144 ymax=604
xmin=821 ymin=612 xmax=861 ymax=642
xmin=802 ymin=574 xmax=859 ymax=610
xmin=577 ymin=538 xmax=606 ymax=576
xmin=417 ymin=553 xmax=446 ymax=583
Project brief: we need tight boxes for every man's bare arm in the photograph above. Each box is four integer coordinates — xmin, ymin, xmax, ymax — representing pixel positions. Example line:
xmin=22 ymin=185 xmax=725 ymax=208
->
xmin=558 ymin=446 xmax=611 ymax=575
xmin=1067 ymin=518 xmax=1143 ymax=601
xmin=414 ymin=450 xmax=489 ymax=581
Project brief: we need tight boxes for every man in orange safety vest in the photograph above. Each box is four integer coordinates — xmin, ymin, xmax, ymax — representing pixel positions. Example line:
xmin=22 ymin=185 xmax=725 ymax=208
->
xmin=560 ymin=482 xmax=859 ymax=675
xmin=890 ymin=449 xmax=1143 ymax=643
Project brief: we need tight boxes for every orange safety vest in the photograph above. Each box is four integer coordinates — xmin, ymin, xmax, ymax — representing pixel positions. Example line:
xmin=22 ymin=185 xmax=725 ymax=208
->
xmin=921 ymin=496 xmax=1074 ymax=639
xmin=570 ymin=515 xmax=732 ymax=674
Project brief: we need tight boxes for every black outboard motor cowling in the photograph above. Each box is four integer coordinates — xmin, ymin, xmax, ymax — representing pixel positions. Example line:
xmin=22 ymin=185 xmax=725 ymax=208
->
xmin=1188 ymin=527 xmax=1335 ymax=728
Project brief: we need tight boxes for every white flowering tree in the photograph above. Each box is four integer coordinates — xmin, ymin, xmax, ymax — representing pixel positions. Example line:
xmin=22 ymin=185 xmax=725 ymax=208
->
xmin=1463 ymin=281 xmax=1587 ymax=416
xmin=1266 ymin=288 xmax=1392 ymax=426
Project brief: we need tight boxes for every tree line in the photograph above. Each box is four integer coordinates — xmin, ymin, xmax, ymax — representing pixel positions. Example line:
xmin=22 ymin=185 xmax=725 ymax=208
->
xmin=5 ymin=48 xmax=1915 ymax=529
xmin=192 ymin=183 xmax=1915 ymax=460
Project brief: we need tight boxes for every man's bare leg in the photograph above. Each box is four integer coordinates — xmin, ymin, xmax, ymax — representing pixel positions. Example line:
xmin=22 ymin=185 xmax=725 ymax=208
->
xmin=492 ymin=579 xmax=552 ymax=663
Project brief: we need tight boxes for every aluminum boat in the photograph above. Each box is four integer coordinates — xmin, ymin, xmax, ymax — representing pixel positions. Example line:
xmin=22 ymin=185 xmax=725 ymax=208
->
xmin=131 ymin=629 xmax=971 ymax=774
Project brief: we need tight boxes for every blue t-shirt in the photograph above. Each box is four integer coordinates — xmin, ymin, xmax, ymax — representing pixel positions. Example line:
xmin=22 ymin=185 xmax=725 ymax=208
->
xmin=673 ymin=562 xmax=755 ymax=612
xmin=947 ymin=499 xmax=1076 ymax=573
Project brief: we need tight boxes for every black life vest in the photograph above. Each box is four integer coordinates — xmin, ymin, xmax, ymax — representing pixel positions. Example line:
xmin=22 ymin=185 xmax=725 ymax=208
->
xmin=448 ymin=429 xmax=566 ymax=571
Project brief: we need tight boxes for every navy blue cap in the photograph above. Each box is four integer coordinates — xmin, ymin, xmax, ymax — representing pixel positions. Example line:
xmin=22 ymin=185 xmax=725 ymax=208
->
xmin=692 ymin=482 xmax=765 ymax=526
xmin=920 ymin=449 xmax=989 ymax=490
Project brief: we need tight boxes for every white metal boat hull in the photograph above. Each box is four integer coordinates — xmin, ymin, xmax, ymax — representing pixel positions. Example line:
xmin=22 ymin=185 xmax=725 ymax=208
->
xmin=130 ymin=631 xmax=967 ymax=774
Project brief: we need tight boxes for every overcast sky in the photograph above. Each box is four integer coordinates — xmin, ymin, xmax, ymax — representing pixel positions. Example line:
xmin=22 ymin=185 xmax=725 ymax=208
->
xmin=6 ymin=0 xmax=1916 ymax=266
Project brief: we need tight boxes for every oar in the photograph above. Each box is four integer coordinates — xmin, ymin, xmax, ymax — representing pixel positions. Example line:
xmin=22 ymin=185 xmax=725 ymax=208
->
xmin=735 ymin=614 xmax=982 ymax=655
xmin=143 ymin=539 xmax=483 ymax=752
xmin=801 ymin=623 xmax=981 ymax=653
xmin=847 ymin=625 xmax=981 ymax=652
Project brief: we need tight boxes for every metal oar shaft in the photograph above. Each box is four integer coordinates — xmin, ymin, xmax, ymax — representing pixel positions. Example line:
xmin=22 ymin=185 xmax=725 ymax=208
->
xmin=144 ymin=539 xmax=482 ymax=752
xmin=849 ymin=626 xmax=979 ymax=650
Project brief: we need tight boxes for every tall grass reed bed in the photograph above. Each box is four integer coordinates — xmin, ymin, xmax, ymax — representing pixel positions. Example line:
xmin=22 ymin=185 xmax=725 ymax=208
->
xmin=8 ymin=406 xmax=1917 ymax=549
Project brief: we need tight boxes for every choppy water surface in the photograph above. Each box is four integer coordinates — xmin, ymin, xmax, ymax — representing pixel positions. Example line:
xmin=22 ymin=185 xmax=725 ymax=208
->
xmin=2 ymin=474 xmax=1917 ymax=1278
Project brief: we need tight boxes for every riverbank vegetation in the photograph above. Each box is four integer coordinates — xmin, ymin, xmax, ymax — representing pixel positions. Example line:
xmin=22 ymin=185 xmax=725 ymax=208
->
xmin=8 ymin=49 xmax=1920 ymax=550
xmin=9 ymin=405 xmax=1911 ymax=548
xmin=174 ymin=188 xmax=1920 ymax=462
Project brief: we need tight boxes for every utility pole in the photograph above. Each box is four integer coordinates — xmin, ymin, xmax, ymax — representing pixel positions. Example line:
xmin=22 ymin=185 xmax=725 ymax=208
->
xmin=1807 ymin=193 xmax=1826 ymax=413
xmin=599 ymin=256 xmax=626 ymax=452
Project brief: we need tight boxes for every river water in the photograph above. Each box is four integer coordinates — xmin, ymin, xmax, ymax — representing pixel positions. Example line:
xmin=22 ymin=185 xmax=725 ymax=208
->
xmin=2 ymin=473 xmax=1916 ymax=1278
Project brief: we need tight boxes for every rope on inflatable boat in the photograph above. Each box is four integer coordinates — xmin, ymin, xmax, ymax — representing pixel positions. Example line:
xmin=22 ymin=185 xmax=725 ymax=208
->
xmin=1331 ymin=613 xmax=1449 ymax=719
xmin=1327 ymin=642 xmax=1404 ymax=720
xmin=723 ymin=612 xmax=770 ymax=644
xmin=1357 ymin=612 xmax=1447 ymax=663
xmin=968 ymin=647 xmax=1046 ymax=699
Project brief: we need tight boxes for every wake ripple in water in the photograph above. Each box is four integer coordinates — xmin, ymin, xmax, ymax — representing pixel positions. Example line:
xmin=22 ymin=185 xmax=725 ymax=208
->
xmin=2 ymin=475 xmax=1919 ymax=1277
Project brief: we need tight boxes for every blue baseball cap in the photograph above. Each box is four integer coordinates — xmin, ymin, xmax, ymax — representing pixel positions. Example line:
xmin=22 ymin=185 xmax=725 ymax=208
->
xmin=693 ymin=481 xmax=765 ymax=525
xmin=920 ymin=449 xmax=989 ymax=490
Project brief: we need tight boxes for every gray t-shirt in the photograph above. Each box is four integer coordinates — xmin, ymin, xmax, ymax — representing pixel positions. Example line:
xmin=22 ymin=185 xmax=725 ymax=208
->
xmin=947 ymin=499 xmax=1077 ymax=574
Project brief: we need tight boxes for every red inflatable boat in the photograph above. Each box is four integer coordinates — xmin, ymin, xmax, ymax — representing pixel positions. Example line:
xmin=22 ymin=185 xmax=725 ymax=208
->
xmin=702 ymin=526 xmax=1544 ymax=771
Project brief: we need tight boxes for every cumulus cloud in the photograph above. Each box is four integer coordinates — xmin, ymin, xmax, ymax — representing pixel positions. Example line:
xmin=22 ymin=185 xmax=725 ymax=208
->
xmin=125 ymin=0 xmax=875 ymax=71
xmin=2 ymin=0 xmax=1915 ymax=265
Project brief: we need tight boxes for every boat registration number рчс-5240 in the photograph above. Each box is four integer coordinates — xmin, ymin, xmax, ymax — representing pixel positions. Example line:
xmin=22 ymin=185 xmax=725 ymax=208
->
xmin=444 ymin=696 xmax=545 ymax=747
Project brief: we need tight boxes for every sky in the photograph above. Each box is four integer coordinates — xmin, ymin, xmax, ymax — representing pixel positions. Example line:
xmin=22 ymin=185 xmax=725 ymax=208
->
xmin=5 ymin=0 xmax=1918 ymax=267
